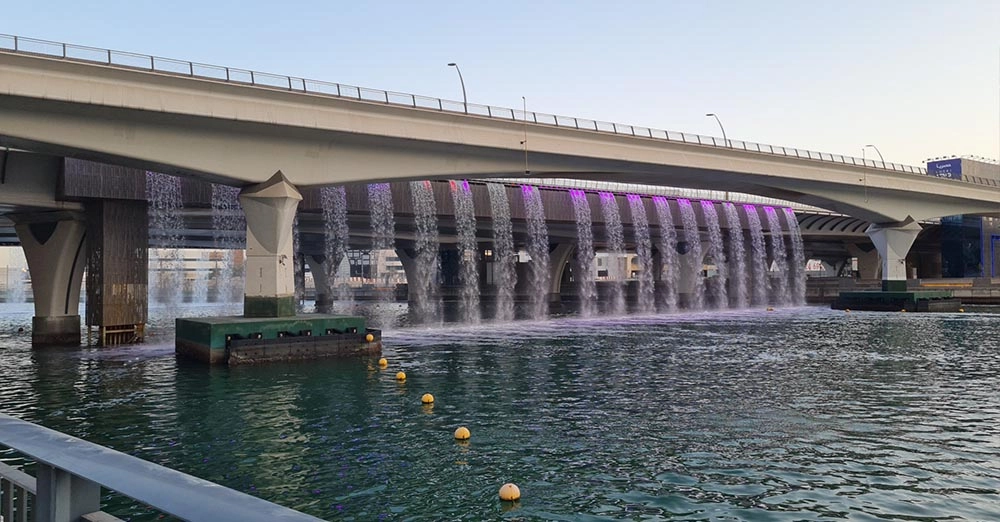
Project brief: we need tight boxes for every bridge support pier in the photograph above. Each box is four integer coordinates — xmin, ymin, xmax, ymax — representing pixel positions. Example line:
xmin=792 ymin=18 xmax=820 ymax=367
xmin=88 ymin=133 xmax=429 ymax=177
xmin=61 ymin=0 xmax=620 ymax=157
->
xmin=548 ymin=243 xmax=575 ymax=302
xmin=846 ymin=243 xmax=880 ymax=280
xmin=239 ymin=171 xmax=302 ymax=317
xmin=305 ymin=255 xmax=334 ymax=313
xmin=10 ymin=211 xmax=87 ymax=346
xmin=866 ymin=220 xmax=921 ymax=292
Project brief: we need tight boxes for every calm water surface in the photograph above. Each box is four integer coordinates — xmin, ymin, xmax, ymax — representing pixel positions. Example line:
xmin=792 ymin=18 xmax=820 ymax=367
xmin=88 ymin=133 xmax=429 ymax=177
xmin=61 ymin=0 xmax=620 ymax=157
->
xmin=2 ymin=303 xmax=1000 ymax=520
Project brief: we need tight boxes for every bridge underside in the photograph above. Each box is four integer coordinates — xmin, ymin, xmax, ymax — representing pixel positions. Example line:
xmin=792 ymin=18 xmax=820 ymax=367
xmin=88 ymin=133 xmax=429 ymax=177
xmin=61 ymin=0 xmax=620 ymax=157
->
xmin=0 ymin=157 xmax=948 ymax=285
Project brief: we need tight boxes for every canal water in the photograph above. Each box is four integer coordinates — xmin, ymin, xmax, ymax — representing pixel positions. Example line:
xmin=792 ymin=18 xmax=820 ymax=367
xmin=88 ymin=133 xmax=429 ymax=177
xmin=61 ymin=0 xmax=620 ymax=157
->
xmin=2 ymin=303 xmax=1000 ymax=520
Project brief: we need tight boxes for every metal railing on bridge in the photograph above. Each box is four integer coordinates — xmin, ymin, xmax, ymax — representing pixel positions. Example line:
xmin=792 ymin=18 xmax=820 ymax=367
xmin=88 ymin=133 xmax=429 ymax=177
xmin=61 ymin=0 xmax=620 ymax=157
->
xmin=0 ymin=413 xmax=322 ymax=522
xmin=1 ymin=33 xmax=990 ymax=187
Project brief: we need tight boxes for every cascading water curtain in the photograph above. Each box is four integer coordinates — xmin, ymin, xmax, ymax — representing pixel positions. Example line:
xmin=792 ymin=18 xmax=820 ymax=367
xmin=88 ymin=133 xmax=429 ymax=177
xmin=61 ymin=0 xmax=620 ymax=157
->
xmin=451 ymin=180 xmax=480 ymax=324
xmin=147 ymin=171 xmax=185 ymax=309
xmin=211 ymin=184 xmax=245 ymax=306
xmin=410 ymin=180 xmax=442 ymax=324
xmin=487 ymin=183 xmax=516 ymax=322
xmin=570 ymin=190 xmax=597 ymax=317
xmin=723 ymin=202 xmax=748 ymax=308
xmin=367 ymin=182 xmax=397 ymax=328
xmin=784 ymin=207 xmax=806 ymax=305
xmin=652 ymin=197 xmax=679 ymax=311
xmin=677 ymin=199 xmax=704 ymax=310
xmin=744 ymin=204 xmax=769 ymax=306
xmin=320 ymin=185 xmax=350 ymax=311
xmin=522 ymin=185 xmax=550 ymax=320
xmin=701 ymin=200 xmax=728 ymax=309
xmin=628 ymin=195 xmax=655 ymax=314
xmin=764 ymin=206 xmax=789 ymax=305
xmin=599 ymin=192 xmax=626 ymax=315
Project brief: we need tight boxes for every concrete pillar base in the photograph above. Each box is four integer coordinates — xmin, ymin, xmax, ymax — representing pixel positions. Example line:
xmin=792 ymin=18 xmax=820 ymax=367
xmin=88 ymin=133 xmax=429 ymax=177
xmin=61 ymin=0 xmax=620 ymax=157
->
xmin=32 ymin=315 xmax=81 ymax=346
xmin=882 ymin=280 xmax=908 ymax=292
xmin=244 ymin=295 xmax=296 ymax=318
xmin=866 ymin=219 xmax=922 ymax=290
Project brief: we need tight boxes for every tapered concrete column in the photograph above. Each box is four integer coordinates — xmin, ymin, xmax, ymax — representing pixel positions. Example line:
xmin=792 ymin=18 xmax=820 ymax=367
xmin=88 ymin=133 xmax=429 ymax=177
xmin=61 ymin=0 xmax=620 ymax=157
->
xmin=676 ymin=241 xmax=710 ymax=295
xmin=305 ymin=255 xmax=333 ymax=313
xmin=846 ymin=243 xmax=881 ymax=280
xmin=866 ymin=220 xmax=922 ymax=292
xmin=10 ymin=211 xmax=87 ymax=345
xmin=239 ymin=171 xmax=302 ymax=317
xmin=548 ymin=243 xmax=575 ymax=300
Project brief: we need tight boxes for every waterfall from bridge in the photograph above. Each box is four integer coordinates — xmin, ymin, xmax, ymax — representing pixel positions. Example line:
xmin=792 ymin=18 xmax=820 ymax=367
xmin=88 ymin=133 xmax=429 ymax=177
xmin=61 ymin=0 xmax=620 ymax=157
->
xmin=147 ymin=172 xmax=184 ymax=308
xmin=744 ymin=205 xmax=769 ymax=306
xmin=410 ymin=180 xmax=442 ymax=324
xmin=785 ymin=208 xmax=806 ymax=306
xmin=487 ymin=183 xmax=516 ymax=322
xmin=368 ymin=183 xmax=397 ymax=328
xmin=570 ymin=189 xmax=597 ymax=317
xmin=652 ymin=197 xmax=679 ymax=311
xmin=320 ymin=186 xmax=351 ymax=312
xmin=701 ymin=200 xmax=728 ymax=309
xmin=723 ymin=202 xmax=749 ymax=309
xmin=522 ymin=185 xmax=550 ymax=320
xmin=628 ymin=195 xmax=655 ymax=314
xmin=451 ymin=180 xmax=480 ymax=324
xmin=6 ymin=268 xmax=26 ymax=303
xmin=599 ymin=192 xmax=626 ymax=315
xmin=765 ymin=206 xmax=790 ymax=305
xmin=293 ymin=214 xmax=305 ymax=312
xmin=211 ymin=184 xmax=244 ymax=305
xmin=677 ymin=199 xmax=704 ymax=310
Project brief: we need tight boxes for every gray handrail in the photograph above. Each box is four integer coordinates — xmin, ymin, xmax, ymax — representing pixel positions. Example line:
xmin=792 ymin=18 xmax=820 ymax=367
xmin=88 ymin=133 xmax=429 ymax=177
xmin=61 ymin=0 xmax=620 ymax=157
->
xmin=0 ymin=33 xmax=987 ymax=187
xmin=0 ymin=461 xmax=35 ymax=492
xmin=0 ymin=413 xmax=323 ymax=521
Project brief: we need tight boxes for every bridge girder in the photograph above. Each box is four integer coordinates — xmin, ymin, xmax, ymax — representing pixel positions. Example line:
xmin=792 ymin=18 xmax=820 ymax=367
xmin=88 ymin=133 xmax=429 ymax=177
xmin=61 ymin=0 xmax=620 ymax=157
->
xmin=1 ymin=51 xmax=999 ymax=225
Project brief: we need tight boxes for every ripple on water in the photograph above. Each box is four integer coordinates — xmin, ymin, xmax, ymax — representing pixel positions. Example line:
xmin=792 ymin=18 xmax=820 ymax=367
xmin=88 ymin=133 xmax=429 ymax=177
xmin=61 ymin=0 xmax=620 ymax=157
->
xmin=3 ymin=305 xmax=1000 ymax=520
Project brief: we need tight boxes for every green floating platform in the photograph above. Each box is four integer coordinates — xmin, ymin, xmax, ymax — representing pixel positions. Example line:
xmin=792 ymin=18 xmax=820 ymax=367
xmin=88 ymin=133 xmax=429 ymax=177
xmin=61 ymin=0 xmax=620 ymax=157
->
xmin=832 ymin=290 xmax=961 ymax=312
xmin=176 ymin=314 xmax=381 ymax=365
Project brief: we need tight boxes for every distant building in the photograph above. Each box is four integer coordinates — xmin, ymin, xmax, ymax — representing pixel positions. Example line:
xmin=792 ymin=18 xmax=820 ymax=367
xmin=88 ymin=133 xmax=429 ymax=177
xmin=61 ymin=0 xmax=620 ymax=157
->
xmin=927 ymin=157 xmax=1000 ymax=277
xmin=0 ymin=246 xmax=28 ymax=298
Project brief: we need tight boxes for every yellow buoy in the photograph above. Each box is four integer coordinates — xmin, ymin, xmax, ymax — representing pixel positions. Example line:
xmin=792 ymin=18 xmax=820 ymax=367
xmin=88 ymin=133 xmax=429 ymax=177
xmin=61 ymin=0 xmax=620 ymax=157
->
xmin=454 ymin=426 xmax=471 ymax=440
xmin=378 ymin=357 xmax=388 ymax=368
xmin=844 ymin=309 xmax=851 ymax=313
xmin=396 ymin=371 xmax=406 ymax=381
xmin=959 ymin=308 xmax=965 ymax=313
xmin=766 ymin=306 xmax=775 ymax=312
xmin=421 ymin=393 xmax=435 ymax=404
xmin=900 ymin=309 xmax=907 ymax=313
xmin=499 ymin=483 xmax=521 ymax=502
xmin=366 ymin=333 xmax=375 ymax=342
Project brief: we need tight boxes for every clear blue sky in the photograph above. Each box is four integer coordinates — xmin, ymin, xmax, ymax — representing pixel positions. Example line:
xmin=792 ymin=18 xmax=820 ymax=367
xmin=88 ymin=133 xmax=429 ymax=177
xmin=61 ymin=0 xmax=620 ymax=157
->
xmin=4 ymin=0 xmax=998 ymax=166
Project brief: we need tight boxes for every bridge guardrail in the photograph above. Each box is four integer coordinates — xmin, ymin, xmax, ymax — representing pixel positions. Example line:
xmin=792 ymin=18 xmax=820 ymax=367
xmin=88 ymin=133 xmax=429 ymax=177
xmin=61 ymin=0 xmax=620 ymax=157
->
xmin=0 ymin=33 xmax=990 ymax=186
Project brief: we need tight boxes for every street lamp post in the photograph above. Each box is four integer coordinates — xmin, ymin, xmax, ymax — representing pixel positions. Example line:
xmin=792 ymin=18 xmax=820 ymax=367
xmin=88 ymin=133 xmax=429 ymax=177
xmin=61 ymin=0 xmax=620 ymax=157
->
xmin=447 ymin=63 xmax=467 ymax=113
xmin=706 ymin=113 xmax=728 ymax=148
xmin=864 ymin=144 xmax=885 ymax=167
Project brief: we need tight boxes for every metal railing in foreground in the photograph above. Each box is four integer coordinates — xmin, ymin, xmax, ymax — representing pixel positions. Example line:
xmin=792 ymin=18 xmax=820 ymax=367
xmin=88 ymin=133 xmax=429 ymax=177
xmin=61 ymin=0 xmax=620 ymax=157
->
xmin=0 ymin=33 xmax=974 ymax=186
xmin=0 ymin=413 xmax=323 ymax=522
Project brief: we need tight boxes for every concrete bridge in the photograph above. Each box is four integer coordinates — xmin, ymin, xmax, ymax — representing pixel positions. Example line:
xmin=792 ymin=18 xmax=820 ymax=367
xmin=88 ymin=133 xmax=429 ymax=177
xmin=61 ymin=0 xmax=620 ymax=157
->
xmin=0 ymin=35 xmax=995 ymax=344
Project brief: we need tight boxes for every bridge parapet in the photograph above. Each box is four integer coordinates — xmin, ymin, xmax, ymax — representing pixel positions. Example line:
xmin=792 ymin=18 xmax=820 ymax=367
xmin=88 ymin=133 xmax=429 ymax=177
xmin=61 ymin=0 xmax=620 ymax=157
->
xmin=0 ymin=33 xmax=968 ymax=185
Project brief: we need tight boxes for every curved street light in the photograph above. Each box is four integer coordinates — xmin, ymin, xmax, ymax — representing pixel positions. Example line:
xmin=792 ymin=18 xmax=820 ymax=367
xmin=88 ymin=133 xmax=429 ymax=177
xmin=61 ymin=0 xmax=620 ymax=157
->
xmin=706 ymin=113 xmax=728 ymax=148
xmin=447 ymin=63 xmax=467 ymax=113
xmin=863 ymin=144 xmax=885 ymax=167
